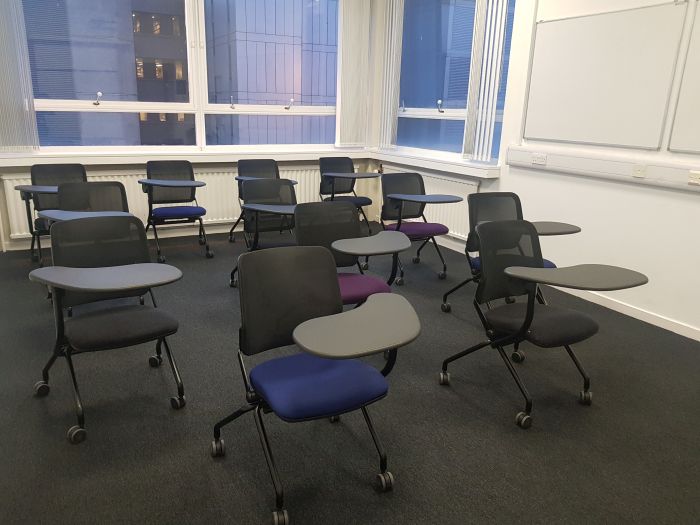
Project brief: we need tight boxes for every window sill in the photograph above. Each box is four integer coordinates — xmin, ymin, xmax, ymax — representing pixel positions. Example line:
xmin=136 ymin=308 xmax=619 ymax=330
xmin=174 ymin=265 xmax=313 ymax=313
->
xmin=371 ymin=147 xmax=501 ymax=179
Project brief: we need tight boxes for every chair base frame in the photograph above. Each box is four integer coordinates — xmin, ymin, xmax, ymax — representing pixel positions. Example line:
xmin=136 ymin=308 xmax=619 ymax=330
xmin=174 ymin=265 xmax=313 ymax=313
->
xmin=146 ymin=213 xmax=213 ymax=263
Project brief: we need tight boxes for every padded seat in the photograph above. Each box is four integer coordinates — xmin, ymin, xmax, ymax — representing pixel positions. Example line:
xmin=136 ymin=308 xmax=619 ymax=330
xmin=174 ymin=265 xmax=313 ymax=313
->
xmin=385 ymin=221 xmax=449 ymax=239
xmin=152 ymin=206 xmax=206 ymax=220
xmin=323 ymin=195 xmax=372 ymax=207
xmin=249 ymin=353 xmax=388 ymax=422
xmin=469 ymin=257 xmax=557 ymax=272
xmin=484 ymin=302 xmax=598 ymax=348
xmin=337 ymin=273 xmax=391 ymax=305
xmin=65 ymin=304 xmax=178 ymax=352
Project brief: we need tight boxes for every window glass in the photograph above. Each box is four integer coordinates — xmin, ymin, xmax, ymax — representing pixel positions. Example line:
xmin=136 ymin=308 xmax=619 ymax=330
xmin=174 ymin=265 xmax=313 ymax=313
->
xmin=22 ymin=0 xmax=189 ymax=102
xmin=204 ymin=0 xmax=338 ymax=105
xmin=37 ymin=112 xmax=196 ymax=146
xmin=205 ymin=114 xmax=335 ymax=145
xmin=396 ymin=118 xmax=465 ymax=153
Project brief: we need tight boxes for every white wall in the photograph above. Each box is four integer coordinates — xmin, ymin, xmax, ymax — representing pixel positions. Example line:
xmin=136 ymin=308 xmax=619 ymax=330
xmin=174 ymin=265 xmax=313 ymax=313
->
xmin=495 ymin=0 xmax=700 ymax=340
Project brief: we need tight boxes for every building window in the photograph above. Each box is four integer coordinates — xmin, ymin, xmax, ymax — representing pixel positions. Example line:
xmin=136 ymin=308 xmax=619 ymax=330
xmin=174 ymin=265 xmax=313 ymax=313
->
xmin=172 ymin=16 xmax=181 ymax=37
xmin=136 ymin=58 xmax=144 ymax=79
xmin=139 ymin=112 xmax=148 ymax=122
xmin=155 ymin=61 xmax=164 ymax=80
xmin=152 ymin=15 xmax=161 ymax=35
xmin=133 ymin=13 xmax=141 ymax=33
xmin=175 ymin=61 xmax=183 ymax=81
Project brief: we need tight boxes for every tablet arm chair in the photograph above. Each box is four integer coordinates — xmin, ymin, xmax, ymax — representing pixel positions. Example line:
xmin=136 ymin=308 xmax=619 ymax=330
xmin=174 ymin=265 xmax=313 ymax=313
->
xmin=230 ymin=159 xmax=280 ymax=243
xmin=294 ymin=202 xmax=391 ymax=306
xmin=319 ymin=156 xmax=373 ymax=235
xmin=57 ymin=181 xmax=129 ymax=212
xmin=31 ymin=216 xmax=185 ymax=444
xmin=441 ymin=192 xmax=557 ymax=313
xmin=145 ymin=160 xmax=213 ymax=262
xmin=229 ymin=178 xmax=297 ymax=287
xmin=439 ymin=220 xmax=597 ymax=429
xmin=381 ymin=172 xmax=450 ymax=283
xmin=29 ymin=163 xmax=87 ymax=265
xmin=211 ymin=246 xmax=420 ymax=524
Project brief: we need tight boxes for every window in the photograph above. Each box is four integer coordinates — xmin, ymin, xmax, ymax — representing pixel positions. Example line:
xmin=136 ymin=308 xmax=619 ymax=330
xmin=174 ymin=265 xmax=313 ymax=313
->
xmin=395 ymin=0 xmax=516 ymax=161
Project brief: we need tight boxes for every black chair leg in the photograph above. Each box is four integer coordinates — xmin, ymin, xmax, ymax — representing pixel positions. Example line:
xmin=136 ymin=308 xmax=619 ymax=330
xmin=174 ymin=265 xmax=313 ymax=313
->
xmin=151 ymin=222 xmax=165 ymax=263
xmin=253 ymin=406 xmax=287 ymax=518
xmin=213 ymin=403 xmax=256 ymax=441
xmin=441 ymin=277 xmax=474 ymax=312
xmin=358 ymin=206 xmax=372 ymax=236
xmin=495 ymin=345 xmax=533 ymax=428
xmin=30 ymin=232 xmax=38 ymax=262
xmin=361 ymin=406 xmax=394 ymax=492
xmin=414 ymin=239 xmax=429 ymax=261
xmin=430 ymin=237 xmax=447 ymax=279
xmin=440 ymin=340 xmax=491 ymax=380
xmin=229 ymin=212 xmax=243 ymax=242
xmin=230 ymin=266 xmax=238 ymax=288
xmin=162 ymin=338 xmax=185 ymax=409
xmin=198 ymin=218 xmax=214 ymax=258
xmin=64 ymin=350 xmax=87 ymax=443
xmin=394 ymin=256 xmax=405 ymax=285
xmin=564 ymin=344 xmax=592 ymax=404
xmin=36 ymin=232 xmax=44 ymax=267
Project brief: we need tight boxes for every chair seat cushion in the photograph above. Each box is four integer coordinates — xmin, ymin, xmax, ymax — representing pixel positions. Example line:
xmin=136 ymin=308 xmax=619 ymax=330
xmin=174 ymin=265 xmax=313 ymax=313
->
xmin=65 ymin=305 xmax=178 ymax=352
xmin=469 ymin=257 xmax=557 ymax=272
xmin=337 ymin=273 xmax=391 ymax=305
xmin=484 ymin=303 xmax=598 ymax=348
xmin=385 ymin=221 xmax=449 ymax=239
xmin=152 ymin=206 xmax=206 ymax=219
xmin=250 ymin=353 xmax=388 ymax=422
xmin=323 ymin=195 xmax=373 ymax=207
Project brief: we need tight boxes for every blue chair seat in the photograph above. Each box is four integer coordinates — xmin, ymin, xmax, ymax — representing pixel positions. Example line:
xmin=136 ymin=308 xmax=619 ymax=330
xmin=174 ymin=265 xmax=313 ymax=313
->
xmin=323 ymin=195 xmax=372 ymax=207
xmin=249 ymin=353 xmax=388 ymax=422
xmin=152 ymin=206 xmax=206 ymax=220
xmin=469 ymin=256 xmax=557 ymax=272
xmin=385 ymin=221 xmax=449 ymax=239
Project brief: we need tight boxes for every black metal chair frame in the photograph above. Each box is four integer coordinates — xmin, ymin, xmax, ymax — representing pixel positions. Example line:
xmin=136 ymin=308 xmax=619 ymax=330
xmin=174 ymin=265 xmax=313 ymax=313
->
xmin=319 ymin=157 xmax=373 ymax=237
xmin=229 ymin=159 xmax=281 ymax=244
xmin=144 ymin=161 xmax=213 ymax=263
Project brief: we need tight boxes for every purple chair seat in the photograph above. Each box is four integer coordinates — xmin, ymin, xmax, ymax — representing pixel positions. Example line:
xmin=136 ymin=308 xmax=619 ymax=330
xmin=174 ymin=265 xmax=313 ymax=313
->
xmin=337 ymin=273 xmax=391 ymax=305
xmin=152 ymin=206 xmax=206 ymax=220
xmin=385 ymin=221 xmax=449 ymax=239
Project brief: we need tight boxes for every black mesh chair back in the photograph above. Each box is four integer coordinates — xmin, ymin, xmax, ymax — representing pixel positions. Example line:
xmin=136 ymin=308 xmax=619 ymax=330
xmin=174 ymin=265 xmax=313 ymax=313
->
xmin=58 ymin=182 xmax=129 ymax=212
xmin=30 ymin=164 xmax=87 ymax=211
xmin=237 ymin=159 xmax=280 ymax=199
xmin=238 ymin=246 xmax=342 ymax=355
xmin=242 ymin=178 xmax=297 ymax=234
xmin=50 ymin=216 xmax=151 ymax=308
xmin=474 ymin=220 xmax=543 ymax=304
xmin=466 ymin=192 xmax=523 ymax=252
xmin=381 ymin=172 xmax=426 ymax=221
xmin=319 ymin=156 xmax=355 ymax=195
xmin=294 ymin=201 xmax=361 ymax=268
xmin=146 ymin=160 xmax=196 ymax=203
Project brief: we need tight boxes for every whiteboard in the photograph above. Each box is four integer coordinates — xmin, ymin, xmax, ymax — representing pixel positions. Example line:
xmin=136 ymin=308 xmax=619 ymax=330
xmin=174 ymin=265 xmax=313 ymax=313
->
xmin=524 ymin=3 xmax=686 ymax=149
xmin=670 ymin=2 xmax=700 ymax=153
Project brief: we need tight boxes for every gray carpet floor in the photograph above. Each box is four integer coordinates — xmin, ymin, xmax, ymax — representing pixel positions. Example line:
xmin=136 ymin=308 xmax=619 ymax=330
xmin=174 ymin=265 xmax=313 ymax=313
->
xmin=1 ymin=231 xmax=699 ymax=525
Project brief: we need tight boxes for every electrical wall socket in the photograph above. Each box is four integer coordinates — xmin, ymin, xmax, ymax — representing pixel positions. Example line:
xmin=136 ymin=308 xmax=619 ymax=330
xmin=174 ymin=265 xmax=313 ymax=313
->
xmin=531 ymin=153 xmax=547 ymax=166
xmin=632 ymin=164 xmax=646 ymax=178
xmin=689 ymin=170 xmax=700 ymax=186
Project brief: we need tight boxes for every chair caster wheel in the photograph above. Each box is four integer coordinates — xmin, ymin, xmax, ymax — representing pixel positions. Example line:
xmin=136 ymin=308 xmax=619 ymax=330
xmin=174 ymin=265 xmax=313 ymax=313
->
xmin=438 ymin=271 xmax=447 ymax=280
xmin=34 ymin=380 xmax=50 ymax=397
xmin=394 ymin=277 xmax=404 ymax=286
xmin=272 ymin=509 xmax=289 ymax=525
xmin=361 ymin=262 xmax=369 ymax=270
xmin=329 ymin=415 xmax=340 ymax=423
xmin=511 ymin=351 xmax=525 ymax=363
xmin=515 ymin=412 xmax=532 ymax=429
xmin=67 ymin=425 xmax=86 ymax=444
xmin=199 ymin=238 xmax=206 ymax=245
xmin=228 ymin=235 xmax=236 ymax=243
xmin=374 ymin=471 xmax=394 ymax=493
xmin=170 ymin=396 xmax=186 ymax=410
xmin=579 ymin=391 xmax=593 ymax=405
xmin=441 ymin=303 xmax=451 ymax=313
xmin=148 ymin=355 xmax=162 ymax=368
xmin=438 ymin=371 xmax=450 ymax=386
xmin=412 ymin=256 xmax=420 ymax=264
xmin=211 ymin=438 xmax=225 ymax=457
xmin=157 ymin=255 xmax=166 ymax=264
xmin=230 ymin=279 xmax=238 ymax=288
xmin=206 ymin=250 xmax=214 ymax=259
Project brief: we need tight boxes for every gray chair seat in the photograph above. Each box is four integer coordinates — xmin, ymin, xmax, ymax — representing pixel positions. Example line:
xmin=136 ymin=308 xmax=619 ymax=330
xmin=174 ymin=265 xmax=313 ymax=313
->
xmin=484 ymin=302 xmax=598 ymax=348
xmin=65 ymin=305 xmax=178 ymax=352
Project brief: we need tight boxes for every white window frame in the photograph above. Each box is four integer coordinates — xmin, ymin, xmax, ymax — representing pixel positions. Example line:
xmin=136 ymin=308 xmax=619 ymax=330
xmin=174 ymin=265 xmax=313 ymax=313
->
xmin=30 ymin=0 xmax=339 ymax=152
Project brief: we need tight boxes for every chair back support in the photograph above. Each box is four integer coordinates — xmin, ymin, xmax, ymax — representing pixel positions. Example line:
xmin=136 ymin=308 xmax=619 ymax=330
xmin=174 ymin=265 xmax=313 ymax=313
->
xmin=474 ymin=220 xmax=542 ymax=304
xmin=466 ymin=192 xmax=523 ymax=252
xmin=294 ymin=201 xmax=361 ymax=267
xmin=30 ymin=164 xmax=87 ymax=211
xmin=242 ymin=178 xmax=297 ymax=234
xmin=58 ymin=182 xmax=129 ymax=212
xmin=146 ymin=160 xmax=196 ymax=204
xmin=381 ymin=172 xmax=426 ymax=221
xmin=237 ymin=159 xmax=280 ymax=198
xmin=238 ymin=246 xmax=342 ymax=355
xmin=50 ymin=216 xmax=151 ymax=308
xmin=319 ymin=156 xmax=355 ymax=195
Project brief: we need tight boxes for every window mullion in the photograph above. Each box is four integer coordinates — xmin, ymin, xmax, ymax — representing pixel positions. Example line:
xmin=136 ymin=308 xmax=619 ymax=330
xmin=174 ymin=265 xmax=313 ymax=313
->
xmin=462 ymin=0 xmax=489 ymax=158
